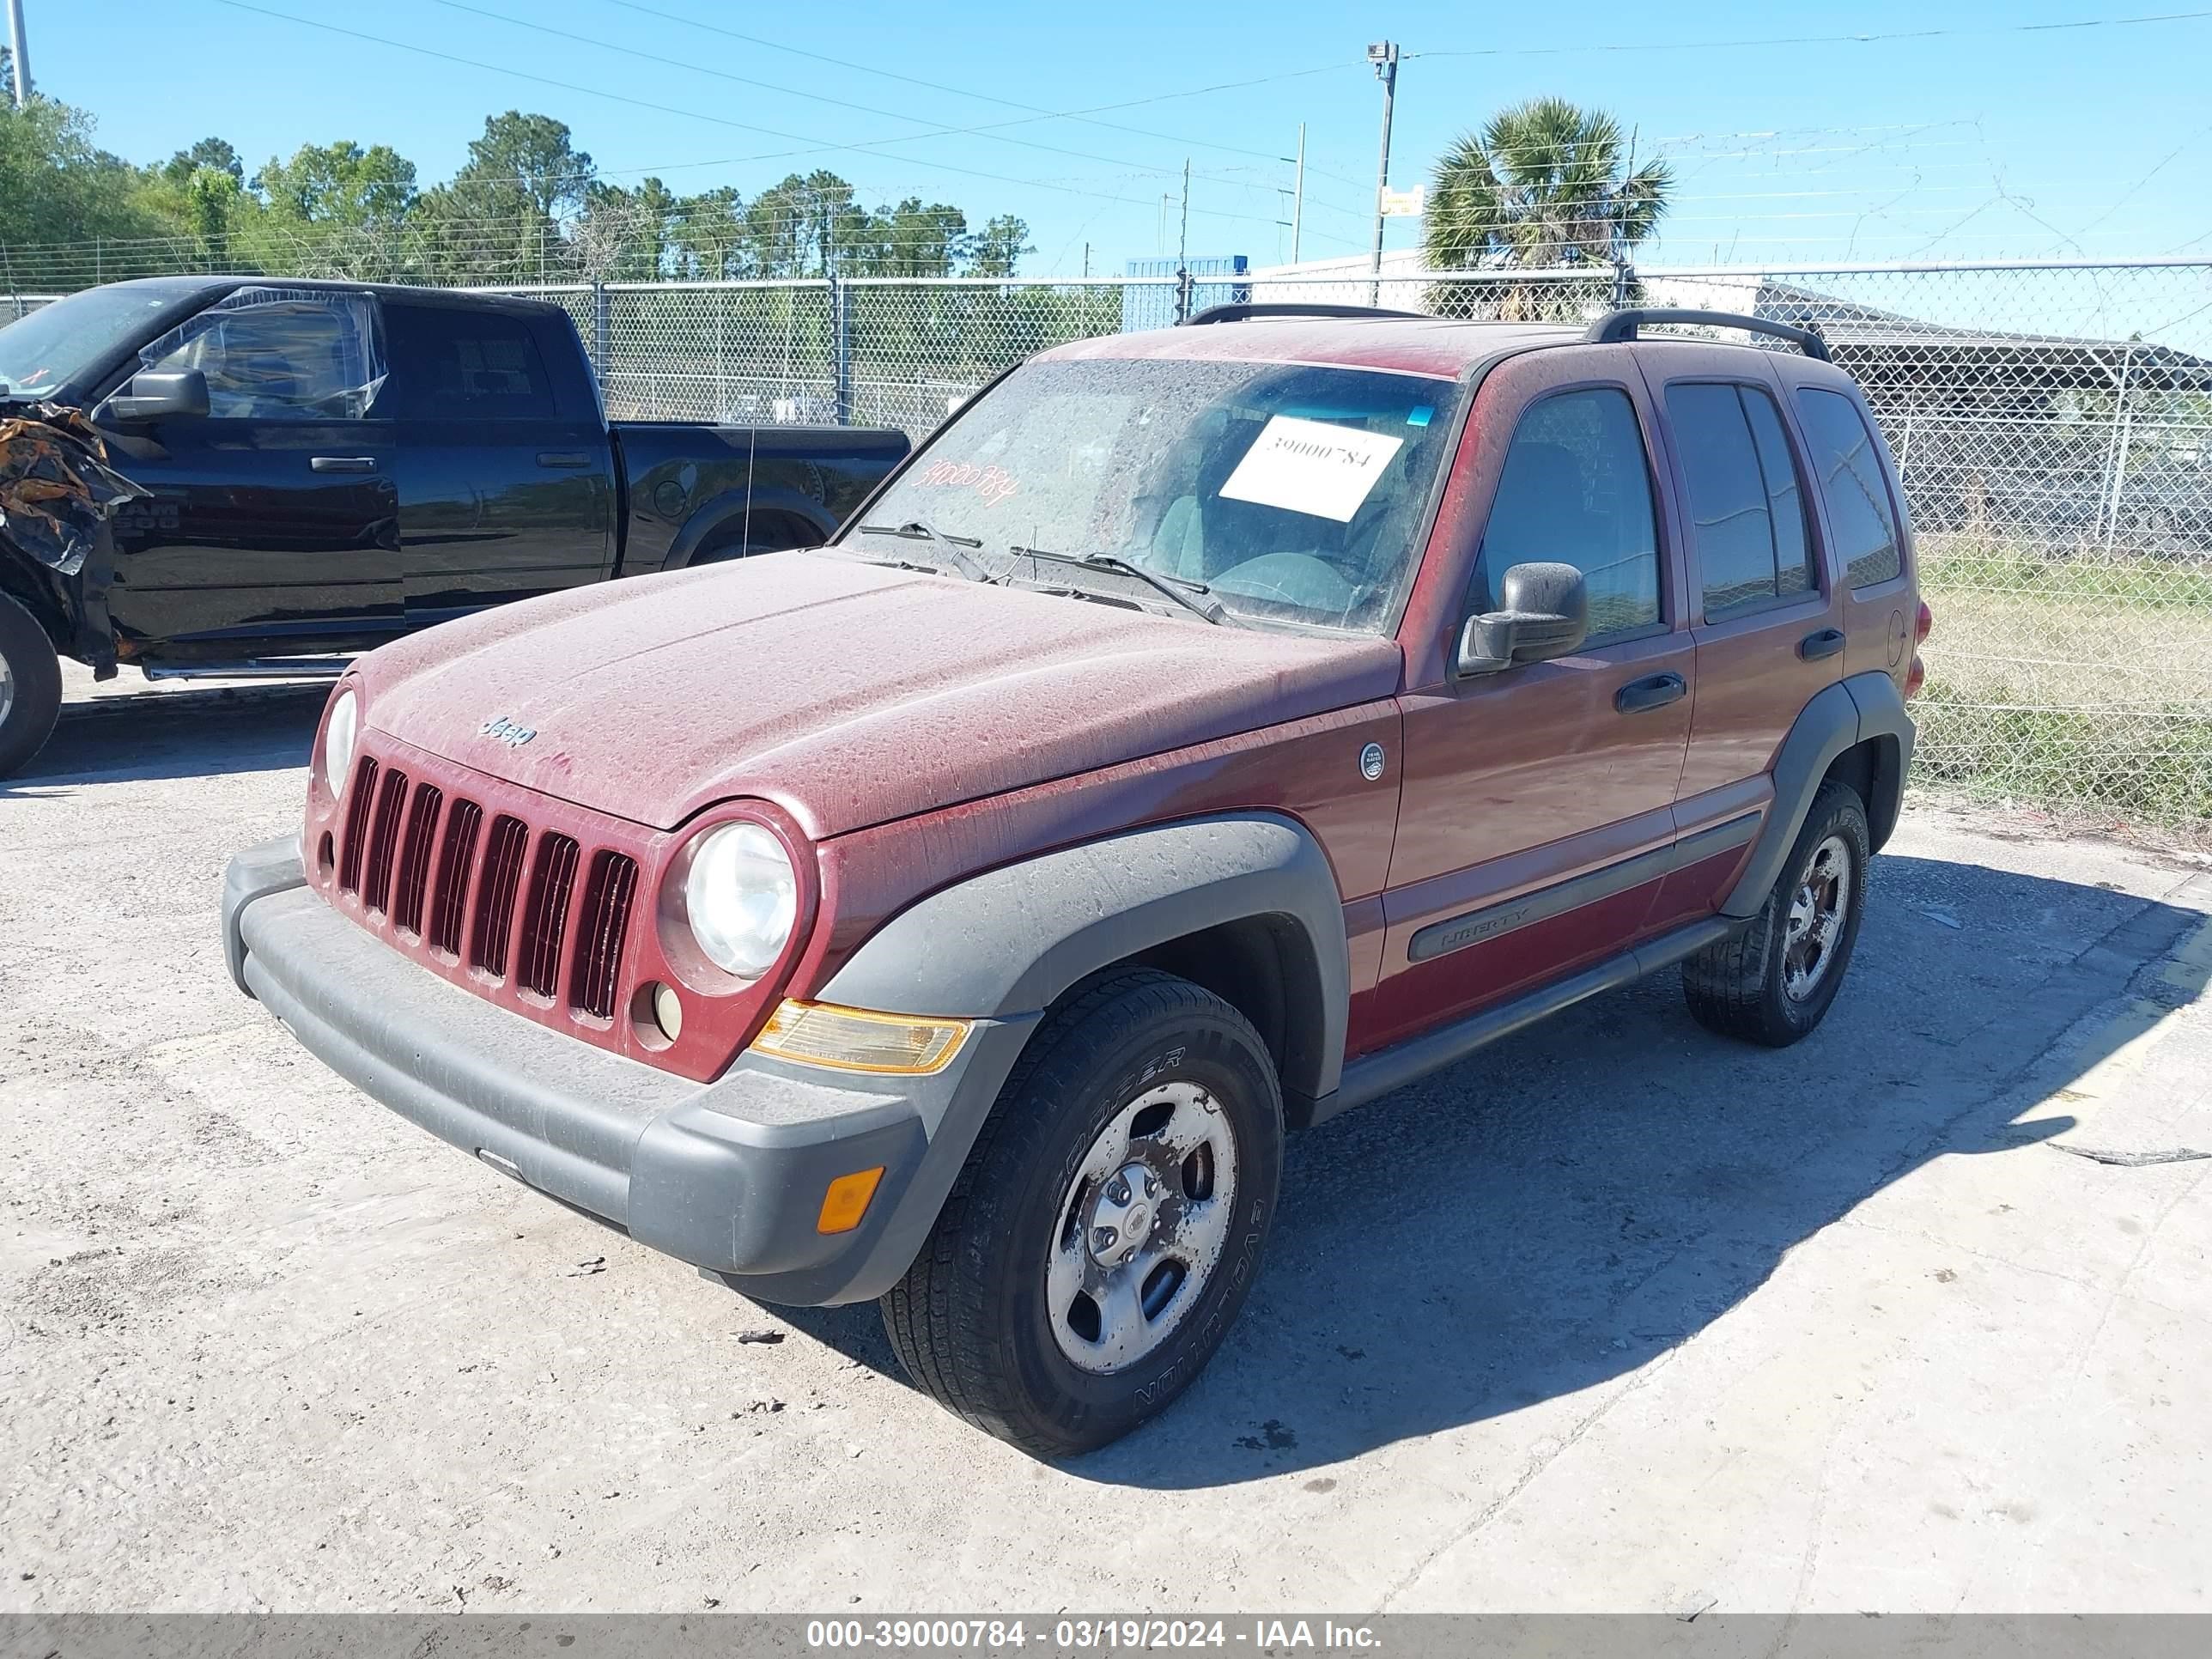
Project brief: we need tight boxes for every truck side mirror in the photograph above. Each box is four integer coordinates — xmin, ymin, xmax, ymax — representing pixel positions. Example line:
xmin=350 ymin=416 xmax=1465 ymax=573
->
xmin=106 ymin=369 xmax=210 ymax=423
xmin=1455 ymin=561 xmax=1590 ymax=676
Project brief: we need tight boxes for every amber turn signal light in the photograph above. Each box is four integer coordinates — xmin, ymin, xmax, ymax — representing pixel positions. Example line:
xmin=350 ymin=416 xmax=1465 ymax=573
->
xmin=750 ymin=1000 xmax=971 ymax=1075
xmin=817 ymin=1167 xmax=885 ymax=1235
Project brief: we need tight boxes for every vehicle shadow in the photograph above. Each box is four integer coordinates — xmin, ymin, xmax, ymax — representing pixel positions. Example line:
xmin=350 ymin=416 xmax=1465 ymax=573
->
xmin=774 ymin=854 xmax=2205 ymax=1486
xmin=1 ymin=684 xmax=327 ymax=793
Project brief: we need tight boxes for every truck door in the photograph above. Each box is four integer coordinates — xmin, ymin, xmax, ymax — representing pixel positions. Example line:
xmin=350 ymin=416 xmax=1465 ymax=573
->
xmin=382 ymin=298 xmax=615 ymax=629
xmin=1636 ymin=347 xmax=1843 ymax=929
xmin=1370 ymin=349 xmax=1697 ymax=1054
xmin=100 ymin=289 xmax=402 ymax=659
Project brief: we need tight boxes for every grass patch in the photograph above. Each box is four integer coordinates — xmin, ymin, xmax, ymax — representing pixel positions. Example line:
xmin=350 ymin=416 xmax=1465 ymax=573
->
xmin=1919 ymin=538 xmax=2212 ymax=609
xmin=1910 ymin=538 xmax=2212 ymax=830
xmin=1914 ymin=680 xmax=2212 ymax=829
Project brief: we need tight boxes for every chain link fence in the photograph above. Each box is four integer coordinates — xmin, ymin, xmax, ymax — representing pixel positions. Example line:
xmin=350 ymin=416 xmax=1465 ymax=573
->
xmin=8 ymin=259 xmax=2211 ymax=832
xmin=541 ymin=259 xmax=2212 ymax=833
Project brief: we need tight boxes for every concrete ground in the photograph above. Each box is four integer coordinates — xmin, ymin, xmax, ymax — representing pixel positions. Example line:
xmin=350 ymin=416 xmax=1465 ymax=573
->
xmin=3 ymin=669 xmax=2209 ymax=1613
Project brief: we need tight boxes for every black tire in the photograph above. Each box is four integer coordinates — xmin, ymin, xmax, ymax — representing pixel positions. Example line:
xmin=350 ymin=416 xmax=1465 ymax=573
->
xmin=881 ymin=969 xmax=1283 ymax=1457
xmin=1682 ymin=780 xmax=1870 ymax=1047
xmin=0 ymin=593 xmax=64 ymax=781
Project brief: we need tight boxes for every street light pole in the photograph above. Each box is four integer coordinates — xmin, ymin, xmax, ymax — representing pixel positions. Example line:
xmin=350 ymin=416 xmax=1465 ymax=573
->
xmin=6 ymin=0 xmax=30 ymax=108
xmin=1366 ymin=41 xmax=1399 ymax=306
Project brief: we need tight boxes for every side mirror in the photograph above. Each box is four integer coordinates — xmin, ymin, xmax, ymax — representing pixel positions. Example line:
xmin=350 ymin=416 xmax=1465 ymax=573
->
xmin=105 ymin=368 xmax=210 ymax=423
xmin=1455 ymin=561 xmax=1589 ymax=676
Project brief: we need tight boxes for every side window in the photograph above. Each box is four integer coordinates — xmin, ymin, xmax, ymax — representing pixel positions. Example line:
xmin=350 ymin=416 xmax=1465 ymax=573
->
xmin=1796 ymin=387 xmax=1903 ymax=587
xmin=1664 ymin=381 xmax=1814 ymax=620
xmin=384 ymin=306 xmax=558 ymax=421
xmin=138 ymin=289 xmax=383 ymax=420
xmin=1473 ymin=387 xmax=1661 ymax=641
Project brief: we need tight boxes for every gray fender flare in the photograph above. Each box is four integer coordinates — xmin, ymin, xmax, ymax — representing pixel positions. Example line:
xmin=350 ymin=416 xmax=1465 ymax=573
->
xmin=821 ymin=811 xmax=1352 ymax=1103
xmin=776 ymin=812 xmax=1351 ymax=1303
xmin=1722 ymin=670 xmax=1916 ymax=918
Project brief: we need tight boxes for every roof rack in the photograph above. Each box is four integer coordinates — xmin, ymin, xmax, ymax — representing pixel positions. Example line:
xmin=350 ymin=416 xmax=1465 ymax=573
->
xmin=1182 ymin=301 xmax=1425 ymax=326
xmin=1583 ymin=307 xmax=1831 ymax=362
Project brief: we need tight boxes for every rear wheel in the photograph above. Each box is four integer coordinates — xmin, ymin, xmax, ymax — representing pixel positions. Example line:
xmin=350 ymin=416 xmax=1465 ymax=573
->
xmin=690 ymin=516 xmax=814 ymax=566
xmin=0 ymin=593 xmax=64 ymax=780
xmin=882 ymin=969 xmax=1283 ymax=1456
xmin=1682 ymin=780 xmax=1869 ymax=1047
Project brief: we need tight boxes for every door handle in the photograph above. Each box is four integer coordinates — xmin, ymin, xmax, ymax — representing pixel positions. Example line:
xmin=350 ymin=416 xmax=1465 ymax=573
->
xmin=1798 ymin=627 xmax=1846 ymax=661
xmin=1614 ymin=672 xmax=1687 ymax=714
xmin=310 ymin=455 xmax=376 ymax=473
xmin=537 ymin=450 xmax=592 ymax=469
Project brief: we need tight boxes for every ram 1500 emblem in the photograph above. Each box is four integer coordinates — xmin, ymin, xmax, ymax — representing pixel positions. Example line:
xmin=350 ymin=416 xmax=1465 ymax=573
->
xmin=479 ymin=715 xmax=537 ymax=748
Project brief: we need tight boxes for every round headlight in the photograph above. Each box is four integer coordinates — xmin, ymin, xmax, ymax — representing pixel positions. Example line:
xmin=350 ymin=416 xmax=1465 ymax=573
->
xmin=683 ymin=822 xmax=798 ymax=978
xmin=321 ymin=689 xmax=358 ymax=798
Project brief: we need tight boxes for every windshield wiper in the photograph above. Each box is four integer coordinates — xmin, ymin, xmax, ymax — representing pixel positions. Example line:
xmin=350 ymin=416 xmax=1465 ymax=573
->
xmin=855 ymin=520 xmax=994 ymax=582
xmin=1009 ymin=546 xmax=1234 ymax=626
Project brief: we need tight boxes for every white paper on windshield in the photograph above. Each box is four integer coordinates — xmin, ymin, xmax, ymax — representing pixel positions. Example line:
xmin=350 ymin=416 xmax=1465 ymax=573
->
xmin=1217 ymin=416 xmax=1407 ymax=523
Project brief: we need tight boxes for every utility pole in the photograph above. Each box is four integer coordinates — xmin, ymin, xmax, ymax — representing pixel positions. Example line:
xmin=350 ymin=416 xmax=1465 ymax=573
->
xmin=6 ymin=0 xmax=30 ymax=108
xmin=1174 ymin=158 xmax=1192 ymax=324
xmin=1366 ymin=40 xmax=1400 ymax=306
xmin=1289 ymin=123 xmax=1306 ymax=265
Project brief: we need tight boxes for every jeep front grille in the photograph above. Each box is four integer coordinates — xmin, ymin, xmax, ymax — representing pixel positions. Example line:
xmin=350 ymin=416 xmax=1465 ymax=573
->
xmin=570 ymin=849 xmax=641 ymax=1021
xmin=335 ymin=763 xmax=639 ymax=1025
xmin=471 ymin=815 xmax=529 ymax=980
xmin=426 ymin=799 xmax=483 ymax=957
xmin=517 ymin=832 xmax=580 ymax=1000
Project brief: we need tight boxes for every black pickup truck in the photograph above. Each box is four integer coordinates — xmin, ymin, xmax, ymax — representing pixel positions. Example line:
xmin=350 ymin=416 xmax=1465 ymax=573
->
xmin=0 ymin=277 xmax=908 ymax=775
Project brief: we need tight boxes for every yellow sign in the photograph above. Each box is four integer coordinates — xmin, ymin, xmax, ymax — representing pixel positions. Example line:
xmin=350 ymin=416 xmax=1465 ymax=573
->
xmin=1379 ymin=185 xmax=1426 ymax=218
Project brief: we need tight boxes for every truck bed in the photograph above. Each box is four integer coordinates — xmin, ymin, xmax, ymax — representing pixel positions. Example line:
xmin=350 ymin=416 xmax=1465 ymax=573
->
xmin=611 ymin=422 xmax=910 ymax=574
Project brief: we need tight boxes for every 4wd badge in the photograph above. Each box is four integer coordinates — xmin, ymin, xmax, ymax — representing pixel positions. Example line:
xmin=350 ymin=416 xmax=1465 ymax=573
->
xmin=1359 ymin=742 xmax=1386 ymax=781
xmin=479 ymin=715 xmax=537 ymax=748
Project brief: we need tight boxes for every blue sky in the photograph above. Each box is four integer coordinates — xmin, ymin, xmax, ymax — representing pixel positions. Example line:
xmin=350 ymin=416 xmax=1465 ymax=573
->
xmin=33 ymin=0 xmax=2212 ymax=272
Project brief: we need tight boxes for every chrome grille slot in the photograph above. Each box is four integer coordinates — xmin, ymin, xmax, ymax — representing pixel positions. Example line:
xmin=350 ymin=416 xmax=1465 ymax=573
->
xmin=569 ymin=850 xmax=640 ymax=1021
xmin=471 ymin=814 xmax=530 ymax=981
xmin=391 ymin=784 xmax=444 ymax=938
xmin=427 ymin=799 xmax=483 ymax=958
xmin=517 ymin=833 xmax=581 ymax=1000
xmin=362 ymin=767 xmax=410 ymax=916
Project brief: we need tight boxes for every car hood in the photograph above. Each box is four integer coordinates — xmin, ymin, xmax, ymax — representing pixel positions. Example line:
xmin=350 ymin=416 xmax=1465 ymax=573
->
xmin=355 ymin=552 xmax=1405 ymax=837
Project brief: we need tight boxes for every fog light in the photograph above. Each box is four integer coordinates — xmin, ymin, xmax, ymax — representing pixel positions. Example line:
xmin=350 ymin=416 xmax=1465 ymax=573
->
xmin=750 ymin=1000 xmax=971 ymax=1075
xmin=817 ymin=1167 xmax=885 ymax=1235
xmin=629 ymin=980 xmax=684 ymax=1048
xmin=652 ymin=981 xmax=684 ymax=1041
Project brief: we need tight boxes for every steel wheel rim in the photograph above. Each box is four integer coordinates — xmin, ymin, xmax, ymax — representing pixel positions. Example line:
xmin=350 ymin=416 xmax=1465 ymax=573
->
xmin=1784 ymin=834 xmax=1852 ymax=1001
xmin=0 ymin=652 xmax=13 ymax=728
xmin=1045 ymin=1079 xmax=1240 ymax=1375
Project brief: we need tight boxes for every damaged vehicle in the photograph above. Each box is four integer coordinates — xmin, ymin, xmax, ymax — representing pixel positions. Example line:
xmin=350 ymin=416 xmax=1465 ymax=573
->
xmin=0 ymin=278 xmax=907 ymax=776
xmin=222 ymin=305 xmax=1924 ymax=1455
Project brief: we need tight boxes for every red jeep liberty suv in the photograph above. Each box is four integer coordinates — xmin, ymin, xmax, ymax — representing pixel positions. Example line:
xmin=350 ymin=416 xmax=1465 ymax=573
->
xmin=222 ymin=304 xmax=1925 ymax=1455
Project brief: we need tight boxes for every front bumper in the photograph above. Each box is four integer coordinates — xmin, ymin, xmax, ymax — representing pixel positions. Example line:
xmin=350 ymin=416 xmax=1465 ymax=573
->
xmin=222 ymin=837 xmax=1035 ymax=1305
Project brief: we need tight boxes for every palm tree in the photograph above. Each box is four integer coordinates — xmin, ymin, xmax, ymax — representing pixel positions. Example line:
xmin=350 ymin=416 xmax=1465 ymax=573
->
xmin=1423 ymin=99 xmax=1672 ymax=318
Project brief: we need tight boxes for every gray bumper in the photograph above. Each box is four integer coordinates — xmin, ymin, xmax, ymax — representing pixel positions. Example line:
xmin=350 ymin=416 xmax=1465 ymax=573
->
xmin=222 ymin=837 xmax=1035 ymax=1305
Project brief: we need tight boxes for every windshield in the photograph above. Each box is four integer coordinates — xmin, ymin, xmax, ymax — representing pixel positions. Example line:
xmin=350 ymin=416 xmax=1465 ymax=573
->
xmin=844 ymin=356 xmax=1463 ymax=633
xmin=0 ymin=284 xmax=201 ymax=400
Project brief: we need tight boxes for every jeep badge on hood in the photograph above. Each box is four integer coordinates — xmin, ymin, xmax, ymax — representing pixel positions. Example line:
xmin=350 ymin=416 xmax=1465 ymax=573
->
xmin=478 ymin=715 xmax=537 ymax=748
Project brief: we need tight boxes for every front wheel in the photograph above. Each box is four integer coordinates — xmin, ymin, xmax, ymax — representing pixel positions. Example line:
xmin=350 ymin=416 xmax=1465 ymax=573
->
xmin=1682 ymin=779 xmax=1870 ymax=1046
xmin=0 ymin=593 xmax=64 ymax=780
xmin=881 ymin=969 xmax=1283 ymax=1456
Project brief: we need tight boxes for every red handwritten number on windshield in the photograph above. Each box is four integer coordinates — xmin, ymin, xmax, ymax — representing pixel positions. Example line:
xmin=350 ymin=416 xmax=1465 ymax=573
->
xmin=918 ymin=460 xmax=1018 ymax=507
